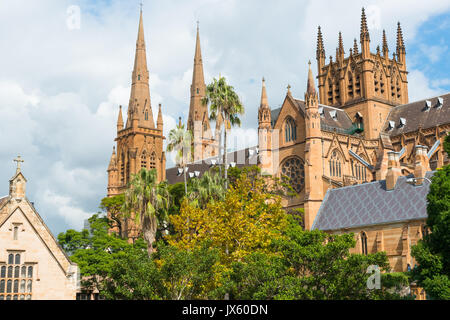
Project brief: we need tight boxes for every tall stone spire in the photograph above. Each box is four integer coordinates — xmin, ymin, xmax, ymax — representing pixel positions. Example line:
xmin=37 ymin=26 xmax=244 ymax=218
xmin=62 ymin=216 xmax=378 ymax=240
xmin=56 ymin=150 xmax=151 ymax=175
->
xmin=188 ymin=21 xmax=208 ymax=132
xmin=258 ymin=77 xmax=271 ymax=129
xmin=127 ymin=8 xmax=154 ymax=128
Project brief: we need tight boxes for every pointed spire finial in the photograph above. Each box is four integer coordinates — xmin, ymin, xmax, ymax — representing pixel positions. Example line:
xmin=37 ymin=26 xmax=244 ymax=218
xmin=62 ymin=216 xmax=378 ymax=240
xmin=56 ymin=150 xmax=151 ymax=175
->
xmin=338 ymin=31 xmax=344 ymax=55
xmin=396 ymin=21 xmax=405 ymax=53
xmin=14 ymin=155 xmax=24 ymax=174
xmin=316 ymin=26 xmax=325 ymax=60
xmin=260 ymin=77 xmax=268 ymax=108
xmin=157 ymin=103 xmax=163 ymax=129
xmin=306 ymin=61 xmax=316 ymax=95
xmin=360 ymin=7 xmax=369 ymax=40
xmin=382 ymin=29 xmax=389 ymax=56
xmin=178 ymin=116 xmax=182 ymax=128
xmin=287 ymin=84 xmax=291 ymax=94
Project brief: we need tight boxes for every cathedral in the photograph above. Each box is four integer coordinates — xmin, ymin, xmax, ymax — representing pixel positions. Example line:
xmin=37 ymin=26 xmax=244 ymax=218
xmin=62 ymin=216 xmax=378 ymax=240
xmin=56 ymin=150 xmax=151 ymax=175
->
xmin=107 ymin=8 xmax=449 ymax=281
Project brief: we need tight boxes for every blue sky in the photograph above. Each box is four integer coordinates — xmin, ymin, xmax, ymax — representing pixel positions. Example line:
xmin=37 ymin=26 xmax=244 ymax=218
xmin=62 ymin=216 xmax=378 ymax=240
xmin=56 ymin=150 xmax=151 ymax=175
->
xmin=0 ymin=0 xmax=448 ymax=236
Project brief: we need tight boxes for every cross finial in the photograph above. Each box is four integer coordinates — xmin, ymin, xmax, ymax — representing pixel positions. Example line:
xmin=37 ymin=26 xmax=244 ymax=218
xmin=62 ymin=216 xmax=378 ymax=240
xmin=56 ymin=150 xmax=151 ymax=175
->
xmin=197 ymin=20 xmax=199 ymax=30
xmin=287 ymin=84 xmax=291 ymax=93
xmin=14 ymin=155 xmax=24 ymax=173
xmin=140 ymin=1 xmax=143 ymax=12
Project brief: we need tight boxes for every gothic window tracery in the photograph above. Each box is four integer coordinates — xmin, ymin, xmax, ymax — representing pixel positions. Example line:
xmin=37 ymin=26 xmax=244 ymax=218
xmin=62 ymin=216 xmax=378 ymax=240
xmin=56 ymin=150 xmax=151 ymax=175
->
xmin=328 ymin=150 xmax=343 ymax=178
xmin=140 ymin=151 xmax=147 ymax=170
xmin=284 ymin=117 xmax=297 ymax=143
xmin=150 ymin=152 xmax=156 ymax=169
xmin=120 ymin=153 xmax=125 ymax=184
xmin=281 ymin=157 xmax=305 ymax=193
xmin=347 ymin=71 xmax=354 ymax=98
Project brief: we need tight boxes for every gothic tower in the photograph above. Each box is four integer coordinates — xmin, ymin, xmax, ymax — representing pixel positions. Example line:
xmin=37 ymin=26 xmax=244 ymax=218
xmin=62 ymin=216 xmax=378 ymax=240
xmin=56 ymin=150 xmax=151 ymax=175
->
xmin=107 ymin=9 xmax=166 ymax=239
xmin=303 ymin=62 xmax=324 ymax=230
xmin=187 ymin=23 xmax=217 ymax=161
xmin=258 ymin=78 xmax=273 ymax=175
xmin=316 ymin=8 xmax=409 ymax=139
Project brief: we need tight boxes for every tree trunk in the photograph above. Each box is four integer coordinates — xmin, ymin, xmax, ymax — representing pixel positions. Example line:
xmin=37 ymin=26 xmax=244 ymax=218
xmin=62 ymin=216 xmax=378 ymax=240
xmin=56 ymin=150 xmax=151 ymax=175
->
xmin=224 ymin=116 xmax=228 ymax=190
xmin=183 ymin=164 xmax=188 ymax=195
xmin=141 ymin=213 xmax=157 ymax=257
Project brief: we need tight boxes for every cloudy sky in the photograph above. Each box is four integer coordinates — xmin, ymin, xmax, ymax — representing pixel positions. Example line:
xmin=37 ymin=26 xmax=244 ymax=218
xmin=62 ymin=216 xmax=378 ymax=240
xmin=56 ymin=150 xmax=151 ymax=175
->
xmin=0 ymin=0 xmax=449 ymax=235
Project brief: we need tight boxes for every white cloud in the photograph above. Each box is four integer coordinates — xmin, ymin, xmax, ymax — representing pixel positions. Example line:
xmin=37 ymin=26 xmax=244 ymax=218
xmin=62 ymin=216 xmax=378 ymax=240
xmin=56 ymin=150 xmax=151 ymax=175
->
xmin=407 ymin=69 xmax=448 ymax=101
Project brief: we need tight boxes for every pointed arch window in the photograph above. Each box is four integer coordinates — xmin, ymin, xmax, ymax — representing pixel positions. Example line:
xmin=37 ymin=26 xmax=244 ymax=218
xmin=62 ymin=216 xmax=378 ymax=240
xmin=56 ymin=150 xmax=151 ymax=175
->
xmin=361 ymin=232 xmax=368 ymax=255
xmin=145 ymin=110 xmax=148 ymax=121
xmin=150 ymin=152 xmax=156 ymax=169
xmin=141 ymin=151 xmax=147 ymax=169
xmin=284 ymin=117 xmax=297 ymax=143
xmin=328 ymin=150 xmax=342 ymax=178
xmin=347 ymin=71 xmax=354 ymax=98
xmin=120 ymin=153 xmax=125 ymax=184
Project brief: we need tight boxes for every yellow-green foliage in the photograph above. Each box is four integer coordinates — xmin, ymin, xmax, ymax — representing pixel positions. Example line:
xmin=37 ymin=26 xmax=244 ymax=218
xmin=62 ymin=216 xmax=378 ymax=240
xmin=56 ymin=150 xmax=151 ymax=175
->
xmin=168 ymin=173 xmax=287 ymax=264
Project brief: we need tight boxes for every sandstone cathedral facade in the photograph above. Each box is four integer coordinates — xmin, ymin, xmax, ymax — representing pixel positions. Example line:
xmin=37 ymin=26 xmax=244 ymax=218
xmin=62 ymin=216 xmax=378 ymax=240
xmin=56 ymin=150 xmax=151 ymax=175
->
xmin=107 ymin=9 xmax=449 ymax=283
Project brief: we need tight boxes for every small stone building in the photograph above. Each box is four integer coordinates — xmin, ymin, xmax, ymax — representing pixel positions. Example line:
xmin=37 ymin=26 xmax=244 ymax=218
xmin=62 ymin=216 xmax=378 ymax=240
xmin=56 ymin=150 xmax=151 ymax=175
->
xmin=0 ymin=158 xmax=80 ymax=300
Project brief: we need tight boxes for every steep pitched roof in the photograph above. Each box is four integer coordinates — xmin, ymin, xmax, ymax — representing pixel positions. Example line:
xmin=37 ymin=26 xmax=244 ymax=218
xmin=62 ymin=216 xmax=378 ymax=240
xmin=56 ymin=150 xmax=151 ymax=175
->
xmin=312 ymin=172 xmax=433 ymax=231
xmin=166 ymin=146 xmax=259 ymax=185
xmin=384 ymin=93 xmax=450 ymax=136
xmin=269 ymin=100 xmax=353 ymax=133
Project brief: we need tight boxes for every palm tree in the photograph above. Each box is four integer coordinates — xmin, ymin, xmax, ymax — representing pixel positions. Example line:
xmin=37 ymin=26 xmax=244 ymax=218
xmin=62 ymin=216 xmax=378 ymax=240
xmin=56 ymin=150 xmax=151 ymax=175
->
xmin=202 ymin=76 xmax=244 ymax=189
xmin=166 ymin=119 xmax=193 ymax=195
xmin=122 ymin=168 xmax=169 ymax=256
xmin=188 ymin=171 xmax=226 ymax=209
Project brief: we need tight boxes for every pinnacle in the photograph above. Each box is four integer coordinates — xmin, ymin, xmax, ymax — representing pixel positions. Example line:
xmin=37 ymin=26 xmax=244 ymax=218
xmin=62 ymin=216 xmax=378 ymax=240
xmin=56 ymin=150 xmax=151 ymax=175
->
xmin=260 ymin=77 xmax=269 ymax=108
xmin=353 ymin=38 xmax=359 ymax=54
xmin=382 ymin=29 xmax=389 ymax=55
xmin=338 ymin=31 xmax=344 ymax=55
xmin=316 ymin=26 xmax=325 ymax=59
xmin=306 ymin=61 xmax=316 ymax=95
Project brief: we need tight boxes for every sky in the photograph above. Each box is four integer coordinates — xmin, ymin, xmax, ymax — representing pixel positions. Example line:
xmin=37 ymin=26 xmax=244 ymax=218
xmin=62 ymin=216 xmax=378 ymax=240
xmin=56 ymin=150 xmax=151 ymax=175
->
xmin=0 ymin=0 xmax=449 ymax=235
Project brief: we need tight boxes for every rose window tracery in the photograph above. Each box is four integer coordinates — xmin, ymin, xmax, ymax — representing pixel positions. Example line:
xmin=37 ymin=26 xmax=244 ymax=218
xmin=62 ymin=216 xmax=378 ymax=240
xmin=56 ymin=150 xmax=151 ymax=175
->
xmin=281 ymin=157 xmax=305 ymax=193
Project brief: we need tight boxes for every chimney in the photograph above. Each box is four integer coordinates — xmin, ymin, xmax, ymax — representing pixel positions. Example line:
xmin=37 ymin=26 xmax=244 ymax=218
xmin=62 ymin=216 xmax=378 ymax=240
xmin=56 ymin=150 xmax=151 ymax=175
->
xmin=385 ymin=151 xmax=401 ymax=190
xmin=414 ymin=145 xmax=430 ymax=185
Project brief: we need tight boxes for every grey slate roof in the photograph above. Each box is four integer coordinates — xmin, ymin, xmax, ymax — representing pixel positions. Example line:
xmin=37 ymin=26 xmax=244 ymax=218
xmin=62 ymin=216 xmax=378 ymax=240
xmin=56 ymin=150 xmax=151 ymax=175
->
xmin=166 ymin=146 xmax=259 ymax=185
xmin=383 ymin=93 xmax=450 ymax=136
xmin=270 ymin=99 xmax=353 ymax=133
xmin=312 ymin=172 xmax=434 ymax=231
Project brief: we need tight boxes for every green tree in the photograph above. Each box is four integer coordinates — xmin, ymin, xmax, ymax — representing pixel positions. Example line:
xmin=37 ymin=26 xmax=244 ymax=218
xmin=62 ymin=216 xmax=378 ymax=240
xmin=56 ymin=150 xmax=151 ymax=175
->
xmin=187 ymin=170 xmax=226 ymax=209
xmin=166 ymin=120 xmax=192 ymax=194
xmin=101 ymin=242 xmax=220 ymax=300
xmin=226 ymin=215 xmax=409 ymax=300
xmin=411 ymin=135 xmax=450 ymax=299
xmin=123 ymin=168 xmax=170 ymax=255
xmin=100 ymin=194 xmax=125 ymax=237
xmin=203 ymin=76 xmax=244 ymax=189
xmin=57 ymin=213 xmax=146 ymax=292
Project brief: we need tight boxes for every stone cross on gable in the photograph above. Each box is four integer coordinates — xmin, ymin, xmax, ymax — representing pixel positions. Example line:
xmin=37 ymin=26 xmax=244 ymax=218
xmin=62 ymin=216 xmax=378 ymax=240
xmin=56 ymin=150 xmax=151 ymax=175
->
xmin=14 ymin=155 xmax=24 ymax=173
